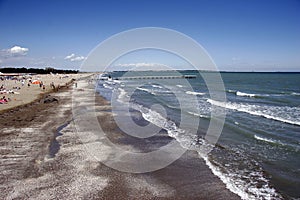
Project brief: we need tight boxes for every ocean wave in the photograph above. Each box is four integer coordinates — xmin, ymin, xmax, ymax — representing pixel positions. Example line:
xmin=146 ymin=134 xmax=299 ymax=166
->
xmin=186 ymin=91 xmax=205 ymax=96
xmin=207 ymin=99 xmax=300 ymax=126
xmin=165 ymin=104 xmax=179 ymax=109
xmin=200 ymin=151 xmax=282 ymax=200
xmin=131 ymin=102 xmax=208 ymax=149
xmin=187 ymin=111 xmax=207 ymax=118
xmin=113 ymin=80 xmax=122 ymax=84
xmin=254 ymin=135 xmax=299 ymax=152
xmin=129 ymin=100 xmax=283 ymax=200
xmin=136 ymin=87 xmax=156 ymax=95
xmin=131 ymin=103 xmax=202 ymax=149
xmin=176 ymin=85 xmax=183 ymax=88
xmin=228 ymin=90 xmax=271 ymax=98
xmin=151 ymin=84 xmax=163 ymax=89
xmin=117 ymin=88 xmax=128 ymax=103
xmin=236 ymin=91 xmax=257 ymax=97
xmin=135 ymin=100 xmax=282 ymax=199
xmin=254 ymin=135 xmax=283 ymax=145
xmin=229 ymin=90 xmax=300 ymax=99
xmin=104 ymin=80 xmax=116 ymax=85
xmin=227 ymin=89 xmax=236 ymax=93
xmin=291 ymin=92 xmax=300 ymax=96
xmin=103 ymin=84 xmax=113 ymax=90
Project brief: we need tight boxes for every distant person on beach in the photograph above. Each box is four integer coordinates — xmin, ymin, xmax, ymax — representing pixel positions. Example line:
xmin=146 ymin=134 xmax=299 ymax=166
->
xmin=50 ymin=82 xmax=55 ymax=90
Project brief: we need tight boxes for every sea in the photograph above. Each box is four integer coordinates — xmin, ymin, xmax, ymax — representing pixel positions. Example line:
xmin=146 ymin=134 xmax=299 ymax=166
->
xmin=96 ymin=71 xmax=300 ymax=200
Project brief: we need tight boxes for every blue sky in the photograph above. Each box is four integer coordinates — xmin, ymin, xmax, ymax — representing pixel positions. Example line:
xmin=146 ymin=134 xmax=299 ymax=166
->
xmin=0 ymin=0 xmax=299 ymax=71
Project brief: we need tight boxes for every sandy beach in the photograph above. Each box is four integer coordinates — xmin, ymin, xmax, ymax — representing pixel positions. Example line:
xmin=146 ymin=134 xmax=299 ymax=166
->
xmin=0 ymin=73 xmax=91 ymax=112
xmin=0 ymin=76 xmax=241 ymax=199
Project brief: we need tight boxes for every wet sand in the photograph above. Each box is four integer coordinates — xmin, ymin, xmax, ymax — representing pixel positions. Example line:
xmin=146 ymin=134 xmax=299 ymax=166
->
xmin=0 ymin=77 xmax=241 ymax=199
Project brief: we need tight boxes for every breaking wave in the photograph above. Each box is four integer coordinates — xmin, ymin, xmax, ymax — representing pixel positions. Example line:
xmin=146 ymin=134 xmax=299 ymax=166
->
xmin=207 ymin=99 xmax=300 ymax=126
xmin=186 ymin=91 xmax=205 ymax=96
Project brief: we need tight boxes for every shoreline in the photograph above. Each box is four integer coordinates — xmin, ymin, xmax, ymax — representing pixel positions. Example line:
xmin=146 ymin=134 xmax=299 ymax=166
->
xmin=93 ymin=81 xmax=241 ymax=199
xmin=0 ymin=76 xmax=241 ymax=199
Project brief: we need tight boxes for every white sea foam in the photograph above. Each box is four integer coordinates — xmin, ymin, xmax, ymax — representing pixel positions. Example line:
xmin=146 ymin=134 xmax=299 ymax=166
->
xmin=141 ymin=101 xmax=284 ymax=200
xmin=139 ymin=108 xmax=167 ymax=129
xmin=186 ymin=91 xmax=205 ymax=96
xmin=229 ymin=90 xmax=280 ymax=98
xmin=103 ymin=84 xmax=113 ymax=90
xmin=291 ymin=92 xmax=300 ymax=96
xmin=236 ymin=91 xmax=256 ymax=97
xmin=254 ymin=135 xmax=283 ymax=145
xmin=113 ymin=80 xmax=122 ymax=84
xmin=200 ymin=154 xmax=281 ymax=200
xmin=117 ymin=88 xmax=128 ymax=103
xmin=228 ymin=89 xmax=236 ymax=93
xmin=131 ymin=103 xmax=206 ymax=151
xmin=137 ymin=87 xmax=156 ymax=95
xmin=187 ymin=111 xmax=207 ymax=118
xmin=176 ymin=85 xmax=183 ymax=88
xmin=117 ymin=89 xmax=282 ymax=200
xmin=236 ymin=91 xmax=271 ymax=98
xmin=132 ymin=103 xmax=194 ymax=149
xmin=134 ymin=104 xmax=184 ymax=139
xmin=207 ymin=99 xmax=300 ymax=126
xmin=104 ymin=80 xmax=115 ymax=85
xmin=152 ymin=84 xmax=163 ymax=89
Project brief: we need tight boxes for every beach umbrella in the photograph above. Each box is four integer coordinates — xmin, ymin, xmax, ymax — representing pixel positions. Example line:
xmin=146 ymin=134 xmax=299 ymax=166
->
xmin=32 ymin=80 xmax=41 ymax=84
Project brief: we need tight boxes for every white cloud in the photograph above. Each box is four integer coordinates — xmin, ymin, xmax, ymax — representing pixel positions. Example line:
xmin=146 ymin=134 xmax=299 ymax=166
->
xmin=64 ymin=53 xmax=86 ymax=62
xmin=64 ymin=53 xmax=75 ymax=60
xmin=0 ymin=45 xmax=29 ymax=58
xmin=71 ymin=56 xmax=85 ymax=61
xmin=8 ymin=45 xmax=29 ymax=56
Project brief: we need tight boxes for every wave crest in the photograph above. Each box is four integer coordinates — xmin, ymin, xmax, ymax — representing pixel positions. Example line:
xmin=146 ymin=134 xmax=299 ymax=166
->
xmin=236 ymin=91 xmax=257 ymax=97
xmin=207 ymin=99 xmax=300 ymax=126
xmin=186 ymin=91 xmax=205 ymax=96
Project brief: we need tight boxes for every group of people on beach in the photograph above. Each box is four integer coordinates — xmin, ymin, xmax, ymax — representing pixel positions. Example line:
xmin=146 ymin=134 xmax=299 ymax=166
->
xmin=0 ymin=78 xmax=21 ymax=105
xmin=0 ymin=96 xmax=10 ymax=104
xmin=0 ymin=75 xmax=51 ymax=105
